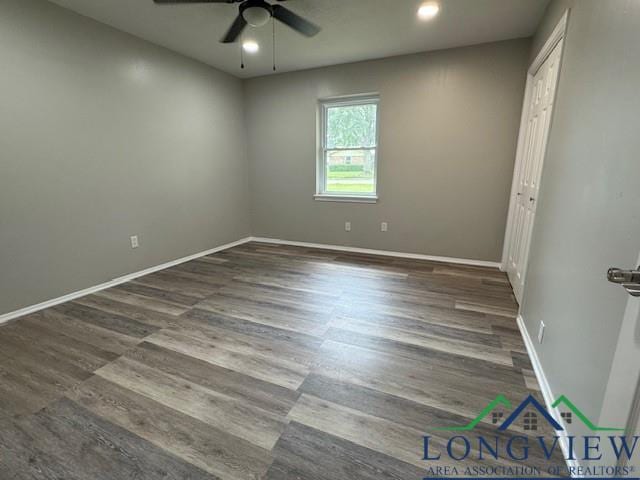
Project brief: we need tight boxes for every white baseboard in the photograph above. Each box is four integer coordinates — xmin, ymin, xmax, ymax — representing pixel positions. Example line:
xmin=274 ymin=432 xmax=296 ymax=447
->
xmin=249 ymin=237 xmax=502 ymax=269
xmin=517 ymin=315 xmax=581 ymax=476
xmin=0 ymin=236 xmax=499 ymax=325
xmin=0 ymin=237 xmax=253 ymax=325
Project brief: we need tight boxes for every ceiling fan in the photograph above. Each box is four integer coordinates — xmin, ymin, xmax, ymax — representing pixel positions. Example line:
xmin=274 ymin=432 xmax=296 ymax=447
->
xmin=153 ymin=0 xmax=321 ymax=44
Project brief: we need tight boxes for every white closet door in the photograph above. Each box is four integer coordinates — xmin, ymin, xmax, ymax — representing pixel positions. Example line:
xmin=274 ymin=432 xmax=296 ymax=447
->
xmin=507 ymin=39 xmax=563 ymax=302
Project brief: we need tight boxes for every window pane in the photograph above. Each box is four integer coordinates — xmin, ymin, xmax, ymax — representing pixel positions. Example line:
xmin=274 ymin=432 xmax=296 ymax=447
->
xmin=326 ymin=103 xmax=377 ymax=149
xmin=325 ymin=149 xmax=376 ymax=194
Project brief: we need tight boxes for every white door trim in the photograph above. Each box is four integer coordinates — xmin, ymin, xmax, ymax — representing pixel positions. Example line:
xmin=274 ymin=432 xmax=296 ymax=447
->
xmin=529 ymin=10 xmax=570 ymax=75
xmin=500 ymin=10 xmax=570 ymax=286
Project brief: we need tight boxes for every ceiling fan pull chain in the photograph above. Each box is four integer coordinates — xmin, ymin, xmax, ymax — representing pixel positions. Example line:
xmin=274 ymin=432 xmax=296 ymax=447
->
xmin=272 ymin=15 xmax=277 ymax=71
xmin=240 ymin=36 xmax=245 ymax=69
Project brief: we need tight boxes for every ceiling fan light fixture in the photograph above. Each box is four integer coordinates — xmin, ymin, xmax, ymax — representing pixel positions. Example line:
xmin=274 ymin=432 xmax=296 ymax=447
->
xmin=242 ymin=40 xmax=260 ymax=54
xmin=418 ymin=2 xmax=440 ymax=20
xmin=243 ymin=6 xmax=271 ymax=27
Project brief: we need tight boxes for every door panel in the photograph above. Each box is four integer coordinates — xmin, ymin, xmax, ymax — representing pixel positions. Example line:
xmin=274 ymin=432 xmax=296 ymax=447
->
xmin=507 ymin=39 xmax=564 ymax=303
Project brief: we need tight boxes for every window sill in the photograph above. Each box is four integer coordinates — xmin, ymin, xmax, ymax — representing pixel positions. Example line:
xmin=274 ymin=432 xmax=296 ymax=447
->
xmin=314 ymin=194 xmax=378 ymax=204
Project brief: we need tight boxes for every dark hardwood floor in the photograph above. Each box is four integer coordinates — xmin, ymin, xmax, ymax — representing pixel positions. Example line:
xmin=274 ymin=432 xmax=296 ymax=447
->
xmin=0 ymin=242 xmax=565 ymax=479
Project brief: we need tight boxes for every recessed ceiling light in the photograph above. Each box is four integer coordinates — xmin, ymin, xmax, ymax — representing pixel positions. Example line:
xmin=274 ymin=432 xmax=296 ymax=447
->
xmin=242 ymin=41 xmax=260 ymax=54
xmin=417 ymin=2 xmax=440 ymax=20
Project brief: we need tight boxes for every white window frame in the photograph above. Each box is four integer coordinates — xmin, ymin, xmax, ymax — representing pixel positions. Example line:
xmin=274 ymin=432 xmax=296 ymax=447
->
xmin=315 ymin=94 xmax=380 ymax=203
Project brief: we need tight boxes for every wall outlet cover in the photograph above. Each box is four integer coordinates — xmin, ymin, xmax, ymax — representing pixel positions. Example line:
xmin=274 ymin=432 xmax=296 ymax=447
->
xmin=381 ymin=222 xmax=388 ymax=232
xmin=130 ymin=235 xmax=139 ymax=249
xmin=538 ymin=321 xmax=545 ymax=343
xmin=345 ymin=222 xmax=351 ymax=232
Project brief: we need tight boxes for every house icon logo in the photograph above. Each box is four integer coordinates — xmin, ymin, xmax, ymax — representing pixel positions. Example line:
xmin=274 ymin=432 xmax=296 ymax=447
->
xmin=423 ymin=393 xmax=635 ymax=476
xmin=435 ymin=394 xmax=623 ymax=432
xmin=498 ymin=394 xmax=562 ymax=431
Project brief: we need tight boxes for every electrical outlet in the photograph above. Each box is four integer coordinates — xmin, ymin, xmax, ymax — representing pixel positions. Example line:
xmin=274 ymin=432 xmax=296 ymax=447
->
xmin=381 ymin=222 xmax=388 ymax=232
xmin=538 ymin=321 xmax=545 ymax=343
xmin=345 ymin=222 xmax=351 ymax=232
xmin=130 ymin=235 xmax=139 ymax=249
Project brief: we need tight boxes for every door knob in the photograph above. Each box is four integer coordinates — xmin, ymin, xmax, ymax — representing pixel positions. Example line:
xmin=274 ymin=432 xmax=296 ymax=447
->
xmin=607 ymin=267 xmax=640 ymax=284
xmin=607 ymin=266 xmax=640 ymax=297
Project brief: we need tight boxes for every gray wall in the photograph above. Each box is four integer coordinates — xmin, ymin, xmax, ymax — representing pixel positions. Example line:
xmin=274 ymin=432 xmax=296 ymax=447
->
xmin=244 ymin=39 xmax=530 ymax=261
xmin=521 ymin=0 xmax=640 ymax=431
xmin=0 ymin=0 xmax=250 ymax=316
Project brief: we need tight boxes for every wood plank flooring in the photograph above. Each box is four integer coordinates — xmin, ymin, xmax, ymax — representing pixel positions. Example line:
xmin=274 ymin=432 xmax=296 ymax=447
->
xmin=0 ymin=242 xmax=565 ymax=478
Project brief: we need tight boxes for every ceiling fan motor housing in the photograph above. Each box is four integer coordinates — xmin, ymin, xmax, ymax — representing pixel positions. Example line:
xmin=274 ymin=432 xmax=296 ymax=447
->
xmin=240 ymin=0 xmax=272 ymax=27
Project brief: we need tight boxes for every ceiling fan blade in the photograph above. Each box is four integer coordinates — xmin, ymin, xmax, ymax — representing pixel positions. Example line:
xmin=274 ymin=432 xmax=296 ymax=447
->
xmin=153 ymin=0 xmax=235 ymax=4
xmin=220 ymin=13 xmax=247 ymax=43
xmin=272 ymin=5 xmax=320 ymax=37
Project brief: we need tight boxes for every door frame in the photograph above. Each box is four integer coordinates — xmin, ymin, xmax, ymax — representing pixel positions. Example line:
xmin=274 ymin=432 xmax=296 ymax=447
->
xmin=501 ymin=10 xmax=570 ymax=292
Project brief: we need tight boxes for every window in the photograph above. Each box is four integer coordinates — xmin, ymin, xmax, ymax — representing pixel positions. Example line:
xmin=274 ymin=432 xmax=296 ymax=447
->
xmin=523 ymin=412 xmax=538 ymax=431
xmin=316 ymin=95 xmax=379 ymax=202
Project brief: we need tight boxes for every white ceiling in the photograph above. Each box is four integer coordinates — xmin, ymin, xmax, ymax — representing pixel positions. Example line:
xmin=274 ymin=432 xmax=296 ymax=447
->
xmin=48 ymin=0 xmax=549 ymax=78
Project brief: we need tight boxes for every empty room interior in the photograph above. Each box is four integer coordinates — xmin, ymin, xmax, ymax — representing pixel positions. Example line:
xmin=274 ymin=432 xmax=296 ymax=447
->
xmin=1 ymin=0 xmax=640 ymax=478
